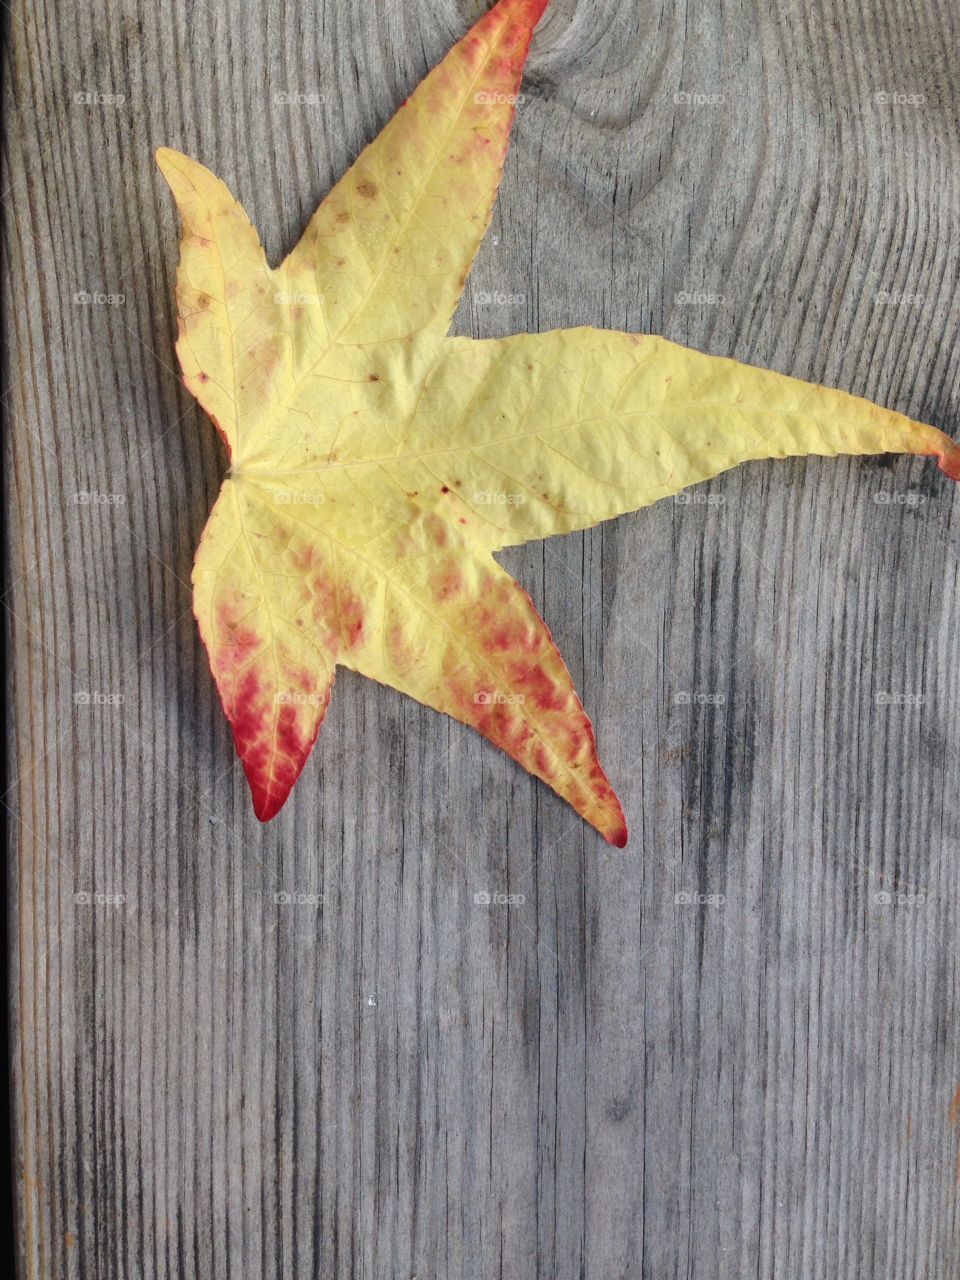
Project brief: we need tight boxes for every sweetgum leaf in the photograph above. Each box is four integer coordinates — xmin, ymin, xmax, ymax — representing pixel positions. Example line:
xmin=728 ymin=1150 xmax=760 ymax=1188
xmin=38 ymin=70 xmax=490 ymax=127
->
xmin=157 ymin=0 xmax=959 ymax=844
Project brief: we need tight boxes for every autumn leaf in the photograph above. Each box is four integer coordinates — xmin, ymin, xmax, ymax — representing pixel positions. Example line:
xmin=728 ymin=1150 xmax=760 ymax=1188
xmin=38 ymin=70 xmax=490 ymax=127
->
xmin=157 ymin=0 xmax=959 ymax=846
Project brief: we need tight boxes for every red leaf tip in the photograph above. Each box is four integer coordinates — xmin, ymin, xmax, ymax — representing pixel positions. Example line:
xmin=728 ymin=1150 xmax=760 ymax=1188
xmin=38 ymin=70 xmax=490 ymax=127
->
xmin=252 ymin=788 xmax=285 ymax=823
xmin=488 ymin=0 xmax=551 ymax=33
xmin=607 ymin=821 xmax=629 ymax=849
xmin=937 ymin=437 xmax=960 ymax=482
xmin=595 ymin=795 xmax=629 ymax=847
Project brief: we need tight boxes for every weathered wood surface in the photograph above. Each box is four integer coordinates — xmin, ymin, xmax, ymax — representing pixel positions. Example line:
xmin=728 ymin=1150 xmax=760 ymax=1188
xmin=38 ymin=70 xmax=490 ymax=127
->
xmin=6 ymin=0 xmax=960 ymax=1275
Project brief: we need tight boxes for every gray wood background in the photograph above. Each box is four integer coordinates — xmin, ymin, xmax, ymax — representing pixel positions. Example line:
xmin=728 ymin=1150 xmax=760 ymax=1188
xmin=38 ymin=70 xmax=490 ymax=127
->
xmin=5 ymin=0 xmax=960 ymax=1276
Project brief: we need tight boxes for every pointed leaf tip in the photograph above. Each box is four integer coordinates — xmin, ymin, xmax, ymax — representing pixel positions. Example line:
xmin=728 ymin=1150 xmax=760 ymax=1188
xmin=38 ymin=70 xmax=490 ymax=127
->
xmin=281 ymin=0 xmax=552 ymax=344
xmin=154 ymin=145 xmax=192 ymax=186
xmin=588 ymin=783 xmax=628 ymax=847
xmin=483 ymin=0 xmax=551 ymax=44
xmin=253 ymin=790 xmax=283 ymax=823
xmin=608 ymin=822 xmax=629 ymax=850
xmin=500 ymin=0 xmax=551 ymax=20
xmin=938 ymin=437 xmax=960 ymax=481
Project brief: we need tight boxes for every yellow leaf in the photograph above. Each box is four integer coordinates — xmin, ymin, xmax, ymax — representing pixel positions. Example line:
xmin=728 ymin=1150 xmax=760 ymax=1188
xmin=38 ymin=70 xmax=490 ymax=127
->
xmin=157 ymin=0 xmax=958 ymax=843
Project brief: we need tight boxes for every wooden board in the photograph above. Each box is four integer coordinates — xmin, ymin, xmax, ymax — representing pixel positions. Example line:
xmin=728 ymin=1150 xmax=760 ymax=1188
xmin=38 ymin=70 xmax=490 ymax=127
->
xmin=6 ymin=0 xmax=960 ymax=1275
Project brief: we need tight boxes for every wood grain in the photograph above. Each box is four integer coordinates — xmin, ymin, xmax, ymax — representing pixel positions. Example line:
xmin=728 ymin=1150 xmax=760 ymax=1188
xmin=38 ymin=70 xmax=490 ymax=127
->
xmin=5 ymin=0 xmax=960 ymax=1276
